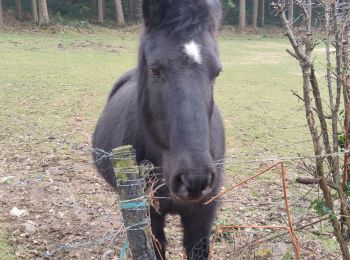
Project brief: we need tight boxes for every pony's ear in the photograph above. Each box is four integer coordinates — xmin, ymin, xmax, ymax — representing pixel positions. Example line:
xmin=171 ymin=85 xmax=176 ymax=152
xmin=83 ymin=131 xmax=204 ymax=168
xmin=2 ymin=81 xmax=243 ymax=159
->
xmin=142 ymin=0 xmax=167 ymax=28
xmin=206 ymin=0 xmax=222 ymax=30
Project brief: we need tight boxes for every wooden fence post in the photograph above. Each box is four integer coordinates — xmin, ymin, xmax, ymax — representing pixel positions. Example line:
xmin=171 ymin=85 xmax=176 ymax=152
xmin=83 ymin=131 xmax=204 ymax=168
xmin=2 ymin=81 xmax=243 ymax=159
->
xmin=111 ymin=145 xmax=156 ymax=260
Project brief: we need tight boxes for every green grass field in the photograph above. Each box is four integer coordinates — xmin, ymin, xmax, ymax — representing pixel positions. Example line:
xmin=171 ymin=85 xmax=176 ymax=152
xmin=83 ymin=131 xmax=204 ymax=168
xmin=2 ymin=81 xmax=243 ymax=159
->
xmin=0 ymin=29 xmax=312 ymax=155
xmin=0 ymin=27 xmax=337 ymax=258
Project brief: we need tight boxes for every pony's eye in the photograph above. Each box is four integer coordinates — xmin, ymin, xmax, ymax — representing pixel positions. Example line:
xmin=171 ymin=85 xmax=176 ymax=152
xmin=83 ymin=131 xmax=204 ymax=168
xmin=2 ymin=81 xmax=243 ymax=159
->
xmin=210 ymin=62 xmax=222 ymax=80
xmin=215 ymin=64 xmax=223 ymax=77
xmin=211 ymin=68 xmax=222 ymax=80
xmin=214 ymin=69 xmax=221 ymax=78
xmin=150 ymin=67 xmax=161 ymax=78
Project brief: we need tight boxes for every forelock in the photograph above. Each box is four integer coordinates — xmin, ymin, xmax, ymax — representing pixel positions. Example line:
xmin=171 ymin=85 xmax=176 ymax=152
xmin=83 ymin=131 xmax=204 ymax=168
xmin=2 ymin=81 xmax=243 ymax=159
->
xmin=143 ymin=0 xmax=220 ymax=35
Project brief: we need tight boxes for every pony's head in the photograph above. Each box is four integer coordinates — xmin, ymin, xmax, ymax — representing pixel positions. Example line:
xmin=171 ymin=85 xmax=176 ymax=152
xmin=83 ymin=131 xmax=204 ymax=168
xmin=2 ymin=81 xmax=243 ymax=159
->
xmin=138 ymin=0 xmax=222 ymax=203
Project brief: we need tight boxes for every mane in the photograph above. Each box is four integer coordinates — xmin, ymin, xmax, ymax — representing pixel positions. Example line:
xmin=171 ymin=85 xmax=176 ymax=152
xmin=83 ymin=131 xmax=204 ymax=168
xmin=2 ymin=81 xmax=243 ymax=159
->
xmin=144 ymin=0 xmax=219 ymax=36
xmin=108 ymin=69 xmax=136 ymax=100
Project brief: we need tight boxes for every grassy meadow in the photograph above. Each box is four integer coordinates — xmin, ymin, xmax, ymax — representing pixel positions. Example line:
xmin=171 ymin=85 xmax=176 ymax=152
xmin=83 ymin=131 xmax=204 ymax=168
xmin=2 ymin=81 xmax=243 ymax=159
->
xmin=0 ymin=27 xmax=338 ymax=258
xmin=0 ymin=29 xmax=311 ymax=157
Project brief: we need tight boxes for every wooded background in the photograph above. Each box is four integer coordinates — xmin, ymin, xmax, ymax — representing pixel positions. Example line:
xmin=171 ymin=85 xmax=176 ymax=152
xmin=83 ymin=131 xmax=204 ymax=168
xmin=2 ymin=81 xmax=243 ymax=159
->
xmin=0 ymin=0 xmax=310 ymax=30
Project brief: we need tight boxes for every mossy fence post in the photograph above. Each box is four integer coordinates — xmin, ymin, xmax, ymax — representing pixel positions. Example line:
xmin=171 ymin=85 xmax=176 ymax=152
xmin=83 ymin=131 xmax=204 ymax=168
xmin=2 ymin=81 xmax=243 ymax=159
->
xmin=111 ymin=145 xmax=156 ymax=260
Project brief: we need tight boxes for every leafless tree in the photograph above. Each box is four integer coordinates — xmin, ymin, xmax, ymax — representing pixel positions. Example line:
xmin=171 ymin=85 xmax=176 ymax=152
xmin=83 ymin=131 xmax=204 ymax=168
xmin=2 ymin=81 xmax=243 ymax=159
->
xmin=288 ymin=0 xmax=294 ymax=23
xmin=307 ymin=0 xmax=312 ymax=29
xmin=128 ymin=0 xmax=134 ymax=22
xmin=38 ymin=0 xmax=49 ymax=25
xmin=272 ymin=0 xmax=350 ymax=258
xmin=239 ymin=0 xmax=246 ymax=30
xmin=0 ymin=0 xmax=3 ymax=26
xmin=253 ymin=0 xmax=259 ymax=31
xmin=15 ymin=0 xmax=22 ymax=20
xmin=32 ymin=0 xmax=38 ymax=23
xmin=98 ymin=0 xmax=104 ymax=23
xmin=260 ymin=0 xmax=265 ymax=27
xmin=114 ymin=0 xmax=125 ymax=26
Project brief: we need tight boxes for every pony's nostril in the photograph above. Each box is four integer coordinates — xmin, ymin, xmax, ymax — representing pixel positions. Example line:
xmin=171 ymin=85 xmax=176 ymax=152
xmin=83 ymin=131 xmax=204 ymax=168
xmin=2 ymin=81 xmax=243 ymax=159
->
xmin=180 ymin=174 xmax=188 ymax=186
xmin=173 ymin=173 xmax=187 ymax=194
xmin=180 ymin=174 xmax=186 ymax=183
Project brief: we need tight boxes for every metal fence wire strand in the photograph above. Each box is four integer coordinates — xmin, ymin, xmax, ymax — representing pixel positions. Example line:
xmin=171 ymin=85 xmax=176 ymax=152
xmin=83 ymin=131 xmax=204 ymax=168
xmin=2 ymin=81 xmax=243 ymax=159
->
xmin=91 ymin=147 xmax=350 ymax=171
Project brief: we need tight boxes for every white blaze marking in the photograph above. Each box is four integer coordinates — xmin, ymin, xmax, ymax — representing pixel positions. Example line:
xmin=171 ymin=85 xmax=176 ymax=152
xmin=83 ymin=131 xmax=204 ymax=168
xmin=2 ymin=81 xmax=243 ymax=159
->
xmin=184 ymin=41 xmax=202 ymax=64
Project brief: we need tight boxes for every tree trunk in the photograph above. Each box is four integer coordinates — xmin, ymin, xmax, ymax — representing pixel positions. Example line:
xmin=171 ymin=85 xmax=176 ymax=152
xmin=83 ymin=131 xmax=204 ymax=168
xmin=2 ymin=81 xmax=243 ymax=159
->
xmin=32 ymin=0 xmax=38 ymax=23
xmin=15 ymin=0 xmax=22 ymax=20
xmin=252 ymin=0 xmax=258 ymax=32
xmin=98 ymin=0 xmax=104 ymax=23
xmin=38 ymin=0 xmax=49 ymax=25
xmin=90 ymin=0 xmax=96 ymax=19
xmin=301 ymin=0 xmax=312 ymax=30
xmin=288 ymin=0 xmax=294 ymax=24
xmin=0 ymin=0 xmax=3 ymax=26
xmin=342 ymin=1 xmax=350 ymax=193
xmin=38 ymin=0 xmax=42 ymax=25
xmin=128 ymin=0 xmax=134 ymax=22
xmin=114 ymin=0 xmax=125 ymax=26
xmin=260 ymin=0 xmax=265 ymax=27
xmin=239 ymin=0 xmax=246 ymax=31
xmin=307 ymin=0 xmax=312 ymax=31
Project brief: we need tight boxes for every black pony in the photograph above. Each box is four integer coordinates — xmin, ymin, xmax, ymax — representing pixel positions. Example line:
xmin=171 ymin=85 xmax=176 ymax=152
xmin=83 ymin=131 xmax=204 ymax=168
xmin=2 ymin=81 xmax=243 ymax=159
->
xmin=92 ymin=0 xmax=225 ymax=259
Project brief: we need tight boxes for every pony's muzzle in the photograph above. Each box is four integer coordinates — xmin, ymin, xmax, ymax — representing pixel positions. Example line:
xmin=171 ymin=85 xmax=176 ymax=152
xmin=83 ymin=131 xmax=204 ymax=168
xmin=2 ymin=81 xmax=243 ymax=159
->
xmin=172 ymin=169 xmax=216 ymax=202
